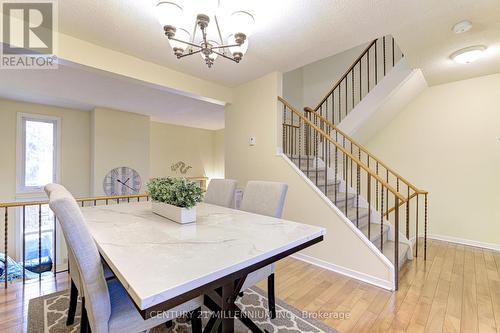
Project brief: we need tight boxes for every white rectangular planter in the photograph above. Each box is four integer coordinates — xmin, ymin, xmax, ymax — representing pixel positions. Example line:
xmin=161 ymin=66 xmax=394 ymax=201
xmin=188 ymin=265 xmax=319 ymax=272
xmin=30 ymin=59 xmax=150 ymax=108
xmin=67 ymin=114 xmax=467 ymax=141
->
xmin=151 ymin=202 xmax=197 ymax=224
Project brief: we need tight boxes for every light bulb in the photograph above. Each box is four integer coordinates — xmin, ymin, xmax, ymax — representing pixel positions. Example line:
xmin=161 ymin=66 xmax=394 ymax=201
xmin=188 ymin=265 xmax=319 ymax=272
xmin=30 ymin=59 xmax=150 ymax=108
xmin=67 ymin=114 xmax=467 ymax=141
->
xmin=230 ymin=11 xmax=255 ymax=36
xmin=227 ymin=34 xmax=248 ymax=55
xmin=156 ymin=1 xmax=183 ymax=28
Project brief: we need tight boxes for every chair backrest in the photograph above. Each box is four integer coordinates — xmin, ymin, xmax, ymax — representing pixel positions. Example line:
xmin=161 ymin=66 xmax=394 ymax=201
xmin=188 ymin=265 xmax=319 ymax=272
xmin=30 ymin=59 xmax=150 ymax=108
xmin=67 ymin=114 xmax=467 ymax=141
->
xmin=45 ymin=184 xmax=111 ymax=333
xmin=204 ymin=179 xmax=238 ymax=208
xmin=240 ymin=181 xmax=288 ymax=218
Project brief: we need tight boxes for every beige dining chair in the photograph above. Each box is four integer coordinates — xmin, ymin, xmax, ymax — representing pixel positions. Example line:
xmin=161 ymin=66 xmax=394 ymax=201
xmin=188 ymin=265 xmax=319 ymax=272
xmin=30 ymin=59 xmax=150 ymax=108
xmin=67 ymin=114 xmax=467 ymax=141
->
xmin=44 ymin=184 xmax=115 ymax=327
xmin=239 ymin=180 xmax=288 ymax=319
xmin=45 ymin=184 xmax=203 ymax=333
xmin=204 ymin=179 xmax=238 ymax=208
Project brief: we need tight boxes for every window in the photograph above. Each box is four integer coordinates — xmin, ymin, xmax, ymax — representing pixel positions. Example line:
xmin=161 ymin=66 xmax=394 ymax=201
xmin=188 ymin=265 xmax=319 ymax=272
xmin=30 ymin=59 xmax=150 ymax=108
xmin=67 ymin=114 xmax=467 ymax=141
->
xmin=15 ymin=113 xmax=61 ymax=274
xmin=17 ymin=113 xmax=60 ymax=193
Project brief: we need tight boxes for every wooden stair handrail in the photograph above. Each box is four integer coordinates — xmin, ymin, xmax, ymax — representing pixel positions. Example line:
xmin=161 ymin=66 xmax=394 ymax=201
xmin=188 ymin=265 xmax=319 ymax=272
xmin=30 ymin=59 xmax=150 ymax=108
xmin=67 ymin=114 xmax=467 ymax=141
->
xmin=304 ymin=106 xmax=427 ymax=196
xmin=279 ymin=96 xmax=405 ymax=202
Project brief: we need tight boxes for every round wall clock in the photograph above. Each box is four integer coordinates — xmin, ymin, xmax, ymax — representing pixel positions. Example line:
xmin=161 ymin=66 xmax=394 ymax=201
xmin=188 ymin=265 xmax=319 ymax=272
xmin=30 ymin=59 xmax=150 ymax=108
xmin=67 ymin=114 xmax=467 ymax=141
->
xmin=103 ymin=167 xmax=142 ymax=196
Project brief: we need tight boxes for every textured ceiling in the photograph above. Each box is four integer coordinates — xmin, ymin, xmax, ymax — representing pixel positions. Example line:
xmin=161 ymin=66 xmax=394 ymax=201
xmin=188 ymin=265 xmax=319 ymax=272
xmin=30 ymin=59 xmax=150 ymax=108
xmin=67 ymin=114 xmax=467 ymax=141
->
xmin=56 ymin=0 xmax=500 ymax=87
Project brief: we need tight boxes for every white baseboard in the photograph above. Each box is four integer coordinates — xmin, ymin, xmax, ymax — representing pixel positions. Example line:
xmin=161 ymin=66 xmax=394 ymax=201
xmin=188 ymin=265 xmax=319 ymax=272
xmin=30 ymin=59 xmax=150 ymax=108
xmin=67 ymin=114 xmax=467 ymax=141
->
xmin=411 ymin=233 xmax=500 ymax=252
xmin=422 ymin=234 xmax=500 ymax=252
xmin=291 ymin=252 xmax=394 ymax=291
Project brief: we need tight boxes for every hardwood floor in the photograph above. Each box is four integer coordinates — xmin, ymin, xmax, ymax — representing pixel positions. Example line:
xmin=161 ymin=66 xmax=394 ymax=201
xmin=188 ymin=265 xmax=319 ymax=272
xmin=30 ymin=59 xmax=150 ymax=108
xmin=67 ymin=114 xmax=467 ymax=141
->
xmin=1 ymin=239 xmax=500 ymax=332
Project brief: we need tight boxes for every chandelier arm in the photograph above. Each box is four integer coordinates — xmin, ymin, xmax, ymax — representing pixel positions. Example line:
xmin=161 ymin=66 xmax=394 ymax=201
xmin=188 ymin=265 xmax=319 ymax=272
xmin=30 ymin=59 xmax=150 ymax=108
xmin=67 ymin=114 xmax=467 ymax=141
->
xmin=214 ymin=15 xmax=227 ymax=54
xmin=211 ymin=44 xmax=241 ymax=50
xmin=213 ymin=50 xmax=238 ymax=63
xmin=177 ymin=49 xmax=202 ymax=58
xmin=168 ymin=37 xmax=202 ymax=49
xmin=201 ymin=26 xmax=208 ymax=47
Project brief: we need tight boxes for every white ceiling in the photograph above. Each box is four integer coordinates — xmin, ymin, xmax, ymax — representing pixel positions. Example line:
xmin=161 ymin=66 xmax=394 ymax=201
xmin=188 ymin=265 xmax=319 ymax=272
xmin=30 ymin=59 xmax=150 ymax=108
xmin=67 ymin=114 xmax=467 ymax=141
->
xmin=56 ymin=0 xmax=500 ymax=87
xmin=0 ymin=62 xmax=225 ymax=129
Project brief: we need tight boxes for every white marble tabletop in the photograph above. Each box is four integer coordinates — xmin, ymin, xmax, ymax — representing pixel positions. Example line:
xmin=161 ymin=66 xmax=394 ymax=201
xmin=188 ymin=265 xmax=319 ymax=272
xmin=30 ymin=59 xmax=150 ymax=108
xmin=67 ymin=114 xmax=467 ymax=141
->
xmin=81 ymin=202 xmax=325 ymax=310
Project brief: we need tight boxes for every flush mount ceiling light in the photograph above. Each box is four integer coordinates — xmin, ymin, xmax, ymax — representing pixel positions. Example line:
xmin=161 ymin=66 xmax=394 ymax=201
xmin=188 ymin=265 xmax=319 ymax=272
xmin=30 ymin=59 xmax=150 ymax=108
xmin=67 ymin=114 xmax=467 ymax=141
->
xmin=155 ymin=1 xmax=254 ymax=68
xmin=452 ymin=20 xmax=472 ymax=34
xmin=450 ymin=46 xmax=487 ymax=64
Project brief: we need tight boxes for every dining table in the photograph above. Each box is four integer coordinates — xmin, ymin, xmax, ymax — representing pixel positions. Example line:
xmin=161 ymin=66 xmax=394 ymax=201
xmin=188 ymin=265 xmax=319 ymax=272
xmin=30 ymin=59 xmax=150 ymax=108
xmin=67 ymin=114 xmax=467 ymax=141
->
xmin=81 ymin=201 xmax=325 ymax=333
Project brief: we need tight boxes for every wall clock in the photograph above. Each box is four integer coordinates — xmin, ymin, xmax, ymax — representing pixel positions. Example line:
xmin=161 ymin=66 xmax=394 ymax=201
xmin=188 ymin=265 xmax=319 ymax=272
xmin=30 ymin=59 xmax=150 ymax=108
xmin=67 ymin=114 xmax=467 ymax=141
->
xmin=103 ymin=167 xmax=142 ymax=196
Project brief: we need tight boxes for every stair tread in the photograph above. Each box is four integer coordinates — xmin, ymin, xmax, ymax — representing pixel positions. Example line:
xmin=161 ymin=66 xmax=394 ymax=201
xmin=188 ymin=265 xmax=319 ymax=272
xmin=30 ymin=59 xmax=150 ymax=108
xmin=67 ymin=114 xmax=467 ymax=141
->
xmin=359 ymin=223 xmax=389 ymax=242
xmin=346 ymin=206 xmax=370 ymax=220
xmin=382 ymin=240 xmax=410 ymax=268
xmin=328 ymin=192 xmax=357 ymax=203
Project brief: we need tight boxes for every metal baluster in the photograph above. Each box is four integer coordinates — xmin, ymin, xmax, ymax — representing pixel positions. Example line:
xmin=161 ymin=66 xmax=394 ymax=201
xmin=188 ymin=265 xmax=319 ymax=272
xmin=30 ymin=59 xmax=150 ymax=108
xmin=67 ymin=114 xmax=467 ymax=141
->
xmin=367 ymin=174 xmax=371 ymax=240
xmin=352 ymin=68 xmax=355 ymax=113
xmin=367 ymin=48 xmax=370 ymax=93
xmin=394 ymin=195 xmax=400 ymax=290
xmin=375 ymin=39 xmax=378 ymax=84
xmin=53 ymin=214 xmax=57 ymax=276
xmin=424 ymin=193 xmax=428 ymax=260
xmin=415 ymin=194 xmax=419 ymax=257
xmin=324 ymin=127 xmax=327 ymax=195
xmin=334 ymin=132 xmax=338 ymax=205
xmin=392 ymin=36 xmax=395 ymax=67
xmin=282 ymin=105 xmax=286 ymax=154
xmin=343 ymin=138 xmax=347 ymax=215
xmin=345 ymin=78 xmax=347 ymax=119
xmin=359 ymin=59 xmax=362 ymax=102
xmin=315 ymin=114 xmax=319 ymax=186
xmin=383 ymin=36 xmax=386 ymax=76
xmin=356 ymin=150 xmax=360 ymax=228
xmin=299 ymin=117 xmax=302 ymax=170
xmin=406 ymin=187 xmax=410 ymax=239
xmin=38 ymin=204 xmax=42 ymax=279
xmin=4 ymin=207 xmax=8 ymax=289
xmin=338 ymin=87 xmax=341 ymax=124
xmin=376 ymin=162 xmax=379 ymax=211
xmin=22 ymin=206 xmax=26 ymax=284
xmin=380 ymin=185 xmax=384 ymax=252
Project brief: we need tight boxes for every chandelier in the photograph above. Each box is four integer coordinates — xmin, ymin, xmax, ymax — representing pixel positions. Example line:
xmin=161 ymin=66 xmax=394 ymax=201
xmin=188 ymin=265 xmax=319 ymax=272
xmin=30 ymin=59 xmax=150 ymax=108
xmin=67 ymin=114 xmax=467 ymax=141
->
xmin=155 ymin=1 xmax=255 ymax=68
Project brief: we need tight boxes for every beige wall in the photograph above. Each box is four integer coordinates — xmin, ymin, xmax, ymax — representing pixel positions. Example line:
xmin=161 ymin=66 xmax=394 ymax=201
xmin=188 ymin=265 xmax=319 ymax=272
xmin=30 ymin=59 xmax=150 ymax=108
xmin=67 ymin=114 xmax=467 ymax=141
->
xmin=283 ymin=43 xmax=368 ymax=110
xmin=150 ymin=122 xmax=223 ymax=179
xmin=225 ymin=72 xmax=394 ymax=287
xmin=365 ymin=73 xmax=500 ymax=248
xmin=91 ymin=108 xmax=151 ymax=196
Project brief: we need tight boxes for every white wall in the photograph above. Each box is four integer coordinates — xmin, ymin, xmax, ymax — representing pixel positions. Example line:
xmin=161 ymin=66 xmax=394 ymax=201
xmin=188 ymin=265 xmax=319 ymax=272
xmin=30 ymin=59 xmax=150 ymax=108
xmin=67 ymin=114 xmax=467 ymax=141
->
xmin=225 ymin=72 xmax=394 ymax=288
xmin=365 ymin=73 xmax=500 ymax=249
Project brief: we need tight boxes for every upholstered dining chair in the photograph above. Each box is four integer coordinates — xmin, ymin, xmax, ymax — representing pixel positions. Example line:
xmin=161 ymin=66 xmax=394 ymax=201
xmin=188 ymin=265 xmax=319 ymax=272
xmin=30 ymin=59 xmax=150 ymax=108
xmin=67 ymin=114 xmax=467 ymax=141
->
xmin=204 ymin=179 xmax=238 ymax=208
xmin=239 ymin=181 xmax=288 ymax=319
xmin=45 ymin=184 xmax=203 ymax=333
xmin=44 ymin=184 xmax=115 ymax=327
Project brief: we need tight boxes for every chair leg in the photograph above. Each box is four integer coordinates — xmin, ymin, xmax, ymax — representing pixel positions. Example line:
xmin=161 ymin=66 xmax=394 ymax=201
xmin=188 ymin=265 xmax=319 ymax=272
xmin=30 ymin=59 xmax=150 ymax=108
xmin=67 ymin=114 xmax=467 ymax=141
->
xmin=80 ymin=297 xmax=90 ymax=333
xmin=268 ymin=274 xmax=276 ymax=319
xmin=66 ymin=279 xmax=78 ymax=326
xmin=165 ymin=320 xmax=173 ymax=329
xmin=190 ymin=307 xmax=202 ymax=333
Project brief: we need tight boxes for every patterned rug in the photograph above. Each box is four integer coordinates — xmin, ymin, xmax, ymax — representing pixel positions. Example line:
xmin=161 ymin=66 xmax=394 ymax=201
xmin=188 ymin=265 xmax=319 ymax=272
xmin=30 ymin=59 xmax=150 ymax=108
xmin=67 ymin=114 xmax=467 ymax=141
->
xmin=28 ymin=286 xmax=340 ymax=333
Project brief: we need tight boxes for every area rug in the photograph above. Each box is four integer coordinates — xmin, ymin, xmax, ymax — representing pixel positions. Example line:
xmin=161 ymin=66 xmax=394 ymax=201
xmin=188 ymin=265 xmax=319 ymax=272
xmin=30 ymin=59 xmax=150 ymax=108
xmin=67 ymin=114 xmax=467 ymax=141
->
xmin=28 ymin=286 xmax=340 ymax=333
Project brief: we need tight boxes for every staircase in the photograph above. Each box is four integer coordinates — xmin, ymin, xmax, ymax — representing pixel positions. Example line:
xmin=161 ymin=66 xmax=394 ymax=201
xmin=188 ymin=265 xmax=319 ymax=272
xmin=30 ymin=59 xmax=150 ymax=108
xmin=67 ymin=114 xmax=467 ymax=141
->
xmin=278 ymin=36 xmax=428 ymax=289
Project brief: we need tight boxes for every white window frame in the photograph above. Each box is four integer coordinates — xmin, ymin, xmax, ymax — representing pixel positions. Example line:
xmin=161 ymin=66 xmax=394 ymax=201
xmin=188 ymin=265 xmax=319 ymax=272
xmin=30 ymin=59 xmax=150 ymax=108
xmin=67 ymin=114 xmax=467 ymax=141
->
xmin=16 ymin=113 xmax=61 ymax=194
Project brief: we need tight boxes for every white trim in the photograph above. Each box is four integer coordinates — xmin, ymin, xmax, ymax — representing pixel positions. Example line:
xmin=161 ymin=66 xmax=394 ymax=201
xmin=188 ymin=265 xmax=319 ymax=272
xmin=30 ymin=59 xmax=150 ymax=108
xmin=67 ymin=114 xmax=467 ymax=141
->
xmin=278 ymin=153 xmax=396 ymax=289
xmin=411 ymin=234 xmax=500 ymax=252
xmin=292 ymin=252 xmax=394 ymax=291
xmin=16 ymin=112 xmax=61 ymax=194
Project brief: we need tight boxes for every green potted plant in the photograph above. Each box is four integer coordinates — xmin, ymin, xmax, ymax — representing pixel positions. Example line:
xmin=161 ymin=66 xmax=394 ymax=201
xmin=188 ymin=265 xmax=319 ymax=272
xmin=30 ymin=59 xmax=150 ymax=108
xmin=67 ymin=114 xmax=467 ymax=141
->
xmin=147 ymin=177 xmax=203 ymax=224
